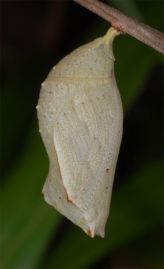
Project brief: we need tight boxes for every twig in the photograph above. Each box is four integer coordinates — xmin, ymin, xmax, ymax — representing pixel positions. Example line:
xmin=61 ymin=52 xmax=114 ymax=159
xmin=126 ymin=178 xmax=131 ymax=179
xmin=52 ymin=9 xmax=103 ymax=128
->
xmin=73 ymin=0 xmax=164 ymax=54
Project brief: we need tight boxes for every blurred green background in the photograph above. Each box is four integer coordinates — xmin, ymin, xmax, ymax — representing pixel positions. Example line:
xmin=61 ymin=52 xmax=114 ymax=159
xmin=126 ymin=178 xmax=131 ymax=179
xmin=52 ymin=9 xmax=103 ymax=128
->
xmin=1 ymin=0 xmax=164 ymax=268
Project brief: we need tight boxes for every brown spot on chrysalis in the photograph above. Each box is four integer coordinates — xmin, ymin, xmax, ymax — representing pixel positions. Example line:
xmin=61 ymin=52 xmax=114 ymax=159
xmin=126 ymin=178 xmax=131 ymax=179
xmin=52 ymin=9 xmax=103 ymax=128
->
xmin=66 ymin=194 xmax=74 ymax=203
xmin=87 ymin=228 xmax=94 ymax=238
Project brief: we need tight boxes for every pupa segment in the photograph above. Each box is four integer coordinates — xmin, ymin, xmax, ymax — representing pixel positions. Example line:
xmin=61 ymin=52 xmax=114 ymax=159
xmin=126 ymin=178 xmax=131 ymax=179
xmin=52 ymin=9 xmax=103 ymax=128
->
xmin=37 ymin=27 xmax=123 ymax=238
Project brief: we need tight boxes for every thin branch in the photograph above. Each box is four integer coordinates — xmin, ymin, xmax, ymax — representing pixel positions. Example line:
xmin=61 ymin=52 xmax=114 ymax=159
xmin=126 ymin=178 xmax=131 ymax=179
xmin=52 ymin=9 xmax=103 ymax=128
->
xmin=73 ymin=0 xmax=164 ymax=54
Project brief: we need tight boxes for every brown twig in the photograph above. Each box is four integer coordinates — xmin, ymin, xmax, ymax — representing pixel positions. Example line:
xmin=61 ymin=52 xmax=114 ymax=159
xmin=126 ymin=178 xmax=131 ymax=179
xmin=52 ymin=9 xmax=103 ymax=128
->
xmin=73 ymin=0 xmax=164 ymax=54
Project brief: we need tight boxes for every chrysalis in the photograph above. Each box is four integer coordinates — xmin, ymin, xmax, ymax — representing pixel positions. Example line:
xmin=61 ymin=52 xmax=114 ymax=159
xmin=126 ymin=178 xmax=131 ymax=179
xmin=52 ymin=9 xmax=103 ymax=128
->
xmin=37 ymin=27 xmax=123 ymax=238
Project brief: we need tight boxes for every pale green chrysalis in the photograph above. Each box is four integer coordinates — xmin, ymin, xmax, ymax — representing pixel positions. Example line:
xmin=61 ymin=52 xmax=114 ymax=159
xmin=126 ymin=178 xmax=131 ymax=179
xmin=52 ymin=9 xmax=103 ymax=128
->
xmin=37 ymin=27 xmax=123 ymax=238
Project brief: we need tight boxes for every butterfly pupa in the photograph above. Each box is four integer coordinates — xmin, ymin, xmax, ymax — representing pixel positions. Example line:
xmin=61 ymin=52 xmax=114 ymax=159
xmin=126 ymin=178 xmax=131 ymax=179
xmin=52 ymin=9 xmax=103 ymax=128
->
xmin=37 ymin=27 xmax=123 ymax=238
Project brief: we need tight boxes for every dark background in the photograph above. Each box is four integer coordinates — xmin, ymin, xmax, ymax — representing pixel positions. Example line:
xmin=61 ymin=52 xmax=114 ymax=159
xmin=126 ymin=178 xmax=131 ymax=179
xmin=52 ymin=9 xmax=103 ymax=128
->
xmin=1 ymin=0 xmax=164 ymax=268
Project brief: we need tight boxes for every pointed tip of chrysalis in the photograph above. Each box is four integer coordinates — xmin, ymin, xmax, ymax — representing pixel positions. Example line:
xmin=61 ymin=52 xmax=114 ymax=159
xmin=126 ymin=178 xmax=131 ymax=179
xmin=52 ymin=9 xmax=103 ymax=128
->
xmin=84 ymin=223 xmax=106 ymax=239
xmin=85 ymin=229 xmax=105 ymax=239
xmin=103 ymin=27 xmax=120 ymax=44
xmin=86 ymin=227 xmax=95 ymax=238
xmin=102 ymin=27 xmax=120 ymax=61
